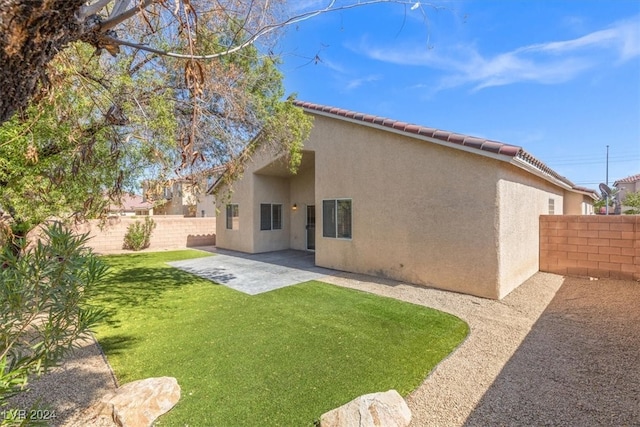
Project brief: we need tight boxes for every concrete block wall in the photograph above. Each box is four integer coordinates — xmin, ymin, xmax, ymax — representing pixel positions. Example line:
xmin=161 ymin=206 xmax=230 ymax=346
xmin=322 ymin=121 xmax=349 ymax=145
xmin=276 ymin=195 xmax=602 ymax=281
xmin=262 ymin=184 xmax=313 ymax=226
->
xmin=540 ymin=215 xmax=639 ymax=280
xmin=74 ymin=216 xmax=216 ymax=254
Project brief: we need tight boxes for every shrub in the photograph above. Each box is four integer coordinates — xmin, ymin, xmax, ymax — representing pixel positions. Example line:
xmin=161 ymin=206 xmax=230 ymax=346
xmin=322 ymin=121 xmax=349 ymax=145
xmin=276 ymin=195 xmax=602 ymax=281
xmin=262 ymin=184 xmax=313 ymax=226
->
xmin=0 ymin=223 xmax=106 ymax=411
xmin=622 ymin=191 xmax=640 ymax=215
xmin=123 ymin=217 xmax=156 ymax=251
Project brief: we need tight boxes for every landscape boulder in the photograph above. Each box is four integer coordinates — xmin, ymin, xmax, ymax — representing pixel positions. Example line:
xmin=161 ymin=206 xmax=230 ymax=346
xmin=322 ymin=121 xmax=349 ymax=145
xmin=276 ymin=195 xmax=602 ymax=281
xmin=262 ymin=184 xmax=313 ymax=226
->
xmin=320 ymin=389 xmax=412 ymax=427
xmin=96 ymin=376 xmax=180 ymax=427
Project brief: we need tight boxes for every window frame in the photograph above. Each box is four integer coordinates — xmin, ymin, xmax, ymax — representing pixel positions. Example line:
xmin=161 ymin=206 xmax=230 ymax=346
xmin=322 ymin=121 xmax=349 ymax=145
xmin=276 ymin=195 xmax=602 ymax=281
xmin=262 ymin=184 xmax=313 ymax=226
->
xmin=226 ymin=204 xmax=239 ymax=230
xmin=260 ymin=203 xmax=283 ymax=231
xmin=548 ymin=198 xmax=555 ymax=215
xmin=322 ymin=198 xmax=352 ymax=240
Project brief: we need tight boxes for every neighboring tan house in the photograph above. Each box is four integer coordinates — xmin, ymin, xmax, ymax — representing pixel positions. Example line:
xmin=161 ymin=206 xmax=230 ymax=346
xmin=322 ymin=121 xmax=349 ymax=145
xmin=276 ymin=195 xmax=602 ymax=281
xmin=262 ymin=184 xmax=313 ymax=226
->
xmin=107 ymin=193 xmax=153 ymax=216
xmin=142 ymin=178 xmax=198 ymax=216
xmin=196 ymin=173 xmax=222 ymax=218
xmin=143 ymin=167 xmax=225 ymax=217
xmin=614 ymin=173 xmax=640 ymax=213
xmin=215 ymin=101 xmax=596 ymax=299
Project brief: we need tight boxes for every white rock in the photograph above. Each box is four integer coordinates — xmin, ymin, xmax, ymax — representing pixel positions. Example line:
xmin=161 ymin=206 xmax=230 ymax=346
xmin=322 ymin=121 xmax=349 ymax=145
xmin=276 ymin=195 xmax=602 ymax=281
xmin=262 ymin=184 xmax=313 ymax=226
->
xmin=320 ymin=389 xmax=412 ymax=427
xmin=96 ymin=377 xmax=180 ymax=427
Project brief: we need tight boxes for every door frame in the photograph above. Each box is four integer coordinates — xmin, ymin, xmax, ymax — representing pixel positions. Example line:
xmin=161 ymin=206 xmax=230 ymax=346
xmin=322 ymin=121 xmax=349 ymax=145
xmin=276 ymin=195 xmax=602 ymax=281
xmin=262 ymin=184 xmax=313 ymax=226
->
xmin=306 ymin=204 xmax=316 ymax=252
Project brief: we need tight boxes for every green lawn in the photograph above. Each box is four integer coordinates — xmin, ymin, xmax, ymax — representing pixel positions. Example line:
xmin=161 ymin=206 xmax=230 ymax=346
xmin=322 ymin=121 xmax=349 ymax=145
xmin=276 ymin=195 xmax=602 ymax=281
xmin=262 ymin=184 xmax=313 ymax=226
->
xmin=91 ymin=250 xmax=468 ymax=426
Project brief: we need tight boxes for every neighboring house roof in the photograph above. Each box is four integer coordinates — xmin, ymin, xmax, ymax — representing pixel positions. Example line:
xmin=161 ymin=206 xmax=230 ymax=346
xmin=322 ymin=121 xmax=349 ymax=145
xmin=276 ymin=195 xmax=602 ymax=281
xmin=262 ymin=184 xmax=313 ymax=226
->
xmin=203 ymin=165 xmax=227 ymax=193
xmin=571 ymin=185 xmax=599 ymax=198
xmin=293 ymin=101 xmax=593 ymax=194
xmin=109 ymin=193 xmax=153 ymax=212
xmin=613 ymin=173 xmax=640 ymax=186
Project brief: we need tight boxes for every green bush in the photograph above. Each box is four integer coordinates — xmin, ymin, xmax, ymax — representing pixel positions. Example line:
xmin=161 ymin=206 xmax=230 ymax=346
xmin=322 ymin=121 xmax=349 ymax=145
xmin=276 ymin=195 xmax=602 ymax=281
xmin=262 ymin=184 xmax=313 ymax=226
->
xmin=622 ymin=191 xmax=640 ymax=215
xmin=0 ymin=223 xmax=106 ymax=412
xmin=122 ymin=217 xmax=156 ymax=251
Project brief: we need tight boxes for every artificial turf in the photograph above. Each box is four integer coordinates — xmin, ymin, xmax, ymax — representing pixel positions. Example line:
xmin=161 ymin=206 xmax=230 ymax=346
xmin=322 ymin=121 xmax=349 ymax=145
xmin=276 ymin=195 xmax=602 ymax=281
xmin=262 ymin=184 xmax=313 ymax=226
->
xmin=91 ymin=250 xmax=468 ymax=426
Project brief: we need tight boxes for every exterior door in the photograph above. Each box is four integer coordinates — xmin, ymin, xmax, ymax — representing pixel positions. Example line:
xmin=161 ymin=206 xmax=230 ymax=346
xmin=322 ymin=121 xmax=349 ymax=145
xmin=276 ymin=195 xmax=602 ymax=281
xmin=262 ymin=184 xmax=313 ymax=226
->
xmin=306 ymin=205 xmax=316 ymax=251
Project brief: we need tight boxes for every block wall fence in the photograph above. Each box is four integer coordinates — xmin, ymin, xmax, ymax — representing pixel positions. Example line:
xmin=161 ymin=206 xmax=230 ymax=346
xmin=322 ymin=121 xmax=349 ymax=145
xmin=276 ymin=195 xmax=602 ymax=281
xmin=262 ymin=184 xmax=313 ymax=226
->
xmin=540 ymin=215 xmax=640 ymax=281
xmin=73 ymin=216 xmax=216 ymax=254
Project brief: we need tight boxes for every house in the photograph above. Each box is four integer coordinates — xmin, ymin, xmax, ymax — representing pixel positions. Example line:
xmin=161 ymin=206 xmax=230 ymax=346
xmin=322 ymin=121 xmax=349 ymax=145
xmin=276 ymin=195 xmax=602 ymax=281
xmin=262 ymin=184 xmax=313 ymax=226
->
xmin=144 ymin=167 xmax=225 ymax=217
xmin=215 ymin=101 xmax=596 ymax=299
xmin=613 ymin=173 xmax=640 ymax=213
xmin=143 ymin=178 xmax=199 ymax=217
xmin=107 ymin=193 xmax=153 ymax=216
xmin=196 ymin=174 xmax=220 ymax=218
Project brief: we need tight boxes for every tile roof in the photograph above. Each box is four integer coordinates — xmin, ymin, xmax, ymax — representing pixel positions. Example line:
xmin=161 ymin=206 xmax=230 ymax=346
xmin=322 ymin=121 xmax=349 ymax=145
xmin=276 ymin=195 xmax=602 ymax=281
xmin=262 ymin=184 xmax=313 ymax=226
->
xmin=109 ymin=193 xmax=153 ymax=211
xmin=613 ymin=173 xmax=640 ymax=185
xmin=293 ymin=100 xmax=580 ymax=190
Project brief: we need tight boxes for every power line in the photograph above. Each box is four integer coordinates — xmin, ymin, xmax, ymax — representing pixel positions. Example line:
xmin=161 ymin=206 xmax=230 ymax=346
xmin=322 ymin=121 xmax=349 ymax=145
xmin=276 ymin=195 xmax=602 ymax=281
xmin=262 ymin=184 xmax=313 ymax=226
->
xmin=547 ymin=157 xmax=640 ymax=166
xmin=543 ymin=151 xmax=638 ymax=160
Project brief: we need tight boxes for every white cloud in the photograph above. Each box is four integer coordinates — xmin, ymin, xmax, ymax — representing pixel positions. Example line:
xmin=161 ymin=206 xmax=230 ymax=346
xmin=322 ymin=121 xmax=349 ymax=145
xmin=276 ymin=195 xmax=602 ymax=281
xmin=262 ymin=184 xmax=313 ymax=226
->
xmin=345 ymin=74 xmax=382 ymax=90
xmin=314 ymin=54 xmax=382 ymax=92
xmin=319 ymin=57 xmax=348 ymax=74
xmin=359 ymin=16 xmax=640 ymax=91
xmin=291 ymin=0 xmax=335 ymax=13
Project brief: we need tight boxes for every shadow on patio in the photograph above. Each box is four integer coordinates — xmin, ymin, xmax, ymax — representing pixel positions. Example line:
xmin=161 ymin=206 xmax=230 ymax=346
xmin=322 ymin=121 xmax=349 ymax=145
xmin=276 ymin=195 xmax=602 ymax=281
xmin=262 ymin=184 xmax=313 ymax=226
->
xmin=169 ymin=248 xmax=335 ymax=294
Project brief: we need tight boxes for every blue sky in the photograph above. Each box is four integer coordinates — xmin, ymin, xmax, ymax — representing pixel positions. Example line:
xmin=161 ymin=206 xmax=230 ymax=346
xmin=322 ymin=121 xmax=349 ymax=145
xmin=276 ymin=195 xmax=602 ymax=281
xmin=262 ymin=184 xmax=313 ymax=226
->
xmin=277 ymin=0 xmax=640 ymax=189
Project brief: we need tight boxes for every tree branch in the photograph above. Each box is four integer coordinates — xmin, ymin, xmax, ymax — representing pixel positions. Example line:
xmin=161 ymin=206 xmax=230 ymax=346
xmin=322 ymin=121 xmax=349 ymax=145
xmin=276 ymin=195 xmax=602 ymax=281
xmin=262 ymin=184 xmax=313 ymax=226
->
xmin=109 ymin=0 xmax=132 ymax=20
xmin=100 ymin=0 xmax=158 ymax=32
xmin=101 ymin=1 xmax=428 ymax=60
xmin=77 ymin=0 xmax=113 ymax=20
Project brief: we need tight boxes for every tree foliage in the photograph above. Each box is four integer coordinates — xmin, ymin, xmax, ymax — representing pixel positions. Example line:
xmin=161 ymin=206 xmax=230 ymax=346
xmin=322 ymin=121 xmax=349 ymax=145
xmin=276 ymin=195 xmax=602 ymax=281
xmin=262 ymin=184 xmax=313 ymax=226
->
xmin=0 ymin=42 xmax=177 ymax=243
xmin=0 ymin=13 xmax=316 ymax=235
xmin=0 ymin=0 xmax=430 ymax=124
xmin=622 ymin=190 xmax=640 ymax=214
xmin=0 ymin=1 xmax=433 ymax=213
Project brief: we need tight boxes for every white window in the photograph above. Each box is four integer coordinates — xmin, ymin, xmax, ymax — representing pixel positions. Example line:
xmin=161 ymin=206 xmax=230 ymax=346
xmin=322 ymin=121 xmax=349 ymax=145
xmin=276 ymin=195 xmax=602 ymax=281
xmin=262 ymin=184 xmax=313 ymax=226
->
xmin=226 ymin=204 xmax=239 ymax=229
xmin=548 ymin=198 xmax=555 ymax=215
xmin=260 ymin=204 xmax=283 ymax=230
xmin=322 ymin=199 xmax=352 ymax=239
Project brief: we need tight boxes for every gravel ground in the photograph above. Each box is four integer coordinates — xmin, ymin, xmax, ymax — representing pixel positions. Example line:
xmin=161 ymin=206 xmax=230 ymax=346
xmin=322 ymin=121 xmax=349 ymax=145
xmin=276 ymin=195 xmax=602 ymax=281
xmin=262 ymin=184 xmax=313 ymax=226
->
xmin=9 ymin=271 xmax=640 ymax=426
xmin=323 ymin=272 xmax=640 ymax=426
xmin=7 ymin=337 xmax=118 ymax=427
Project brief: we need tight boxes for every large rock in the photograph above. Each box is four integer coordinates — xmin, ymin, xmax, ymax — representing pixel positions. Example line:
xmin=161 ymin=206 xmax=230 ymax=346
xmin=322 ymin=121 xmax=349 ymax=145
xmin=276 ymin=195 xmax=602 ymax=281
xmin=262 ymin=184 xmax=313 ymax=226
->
xmin=320 ymin=389 xmax=412 ymax=427
xmin=96 ymin=377 xmax=180 ymax=427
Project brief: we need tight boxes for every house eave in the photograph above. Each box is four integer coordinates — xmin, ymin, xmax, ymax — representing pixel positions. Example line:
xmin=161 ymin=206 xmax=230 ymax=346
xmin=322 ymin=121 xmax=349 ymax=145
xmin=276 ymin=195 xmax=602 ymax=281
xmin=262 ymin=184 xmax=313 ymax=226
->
xmin=304 ymin=106 xmax=577 ymax=192
xmin=305 ymin=107 xmax=518 ymax=163
xmin=509 ymin=157 xmax=574 ymax=190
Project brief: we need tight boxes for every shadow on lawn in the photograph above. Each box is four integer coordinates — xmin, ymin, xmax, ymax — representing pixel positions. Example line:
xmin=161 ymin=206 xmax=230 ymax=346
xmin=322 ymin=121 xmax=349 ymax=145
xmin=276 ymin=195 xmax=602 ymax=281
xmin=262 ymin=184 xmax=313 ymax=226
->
xmin=97 ymin=333 xmax=139 ymax=357
xmin=462 ymin=276 xmax=640 ymax=426
xmin=89 ymin=264 xmax=221 ymax=320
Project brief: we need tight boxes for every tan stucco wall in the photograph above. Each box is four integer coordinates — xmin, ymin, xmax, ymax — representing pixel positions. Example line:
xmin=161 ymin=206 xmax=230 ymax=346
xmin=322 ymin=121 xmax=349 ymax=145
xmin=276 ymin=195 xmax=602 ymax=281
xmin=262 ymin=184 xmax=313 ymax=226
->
xmin=563 ymin=190 xmax=594 ymax=215
xmin=306 ymin=116 xmax=502 ymax=298
xmin=216 ymin=148 xmax=316 ymax=254
xmin=252 ymin=174 xmax=290 ymax=252
xmin=618 ymin=180 xmax=640 ymax=200
xmin=216 ymin=112 xmax=577 ymax=299
xmin=496 ymin=164 xmax=564 ymax=299
xmin=215 ymin=171 xmax=254 ymax=253
xmin=196 ymin=193 xmax=216 ymax=218
xmin=289 ymin=164 xmax=315 ymax=251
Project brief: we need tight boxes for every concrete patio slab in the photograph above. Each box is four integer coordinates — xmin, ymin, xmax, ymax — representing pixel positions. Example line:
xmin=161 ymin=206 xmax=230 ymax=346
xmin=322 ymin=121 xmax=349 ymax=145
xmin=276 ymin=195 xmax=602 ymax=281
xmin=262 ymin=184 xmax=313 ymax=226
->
xmin=167 ymin=249 xmax=334 ymax=295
